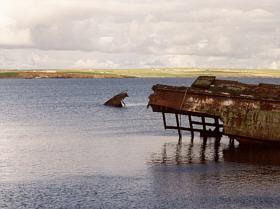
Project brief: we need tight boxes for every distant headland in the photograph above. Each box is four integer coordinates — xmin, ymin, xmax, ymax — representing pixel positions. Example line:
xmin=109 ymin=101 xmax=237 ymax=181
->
xmin=0 ymin=68 xmax=280 ymax=79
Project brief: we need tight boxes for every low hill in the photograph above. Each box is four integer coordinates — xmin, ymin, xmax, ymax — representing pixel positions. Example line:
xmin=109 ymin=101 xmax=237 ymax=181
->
xmin=0 ymin=68 xmax=279 ymax=78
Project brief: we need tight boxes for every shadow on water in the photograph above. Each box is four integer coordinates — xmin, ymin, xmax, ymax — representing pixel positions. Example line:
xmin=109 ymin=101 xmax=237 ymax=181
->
xmin=223 ymin=144 xmax=280 ymax=166
xmin=149 ymin=136 xmax=280 ymax=166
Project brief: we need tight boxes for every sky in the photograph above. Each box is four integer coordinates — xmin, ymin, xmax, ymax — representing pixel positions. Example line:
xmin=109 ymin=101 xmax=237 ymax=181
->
xmin=0 ymin=0 xmax=279 ymax=69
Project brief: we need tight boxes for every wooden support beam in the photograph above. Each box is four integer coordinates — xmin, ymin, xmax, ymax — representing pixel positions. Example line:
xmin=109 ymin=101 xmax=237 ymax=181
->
xmin=160 ymin=112 xmax=223 ymax=141
xmin=201 ymin=116 xmax=206 ymax=132
xmin=175 ymin=114 xmax=182 ymax=144
xmin=162 ymin=112 xmax=167 ymax=129
xmin=165 ymin=125 xmax=217 ymax=134
xmin=188 ymin=115 xmax=194 ymax=141
xmin=229 ymin=137 xmax=235 ymax=147
xmin=191 ymin=121 xmax=223 ymax=127
xmin=214 ymin=117 xmax=220 ymax=132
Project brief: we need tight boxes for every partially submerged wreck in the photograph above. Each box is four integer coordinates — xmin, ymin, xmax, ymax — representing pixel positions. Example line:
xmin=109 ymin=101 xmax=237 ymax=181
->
xmin=104 ymin=91 xmax=128 ymax=107
xmin=148 ymin=76 xmax=280 ymax=145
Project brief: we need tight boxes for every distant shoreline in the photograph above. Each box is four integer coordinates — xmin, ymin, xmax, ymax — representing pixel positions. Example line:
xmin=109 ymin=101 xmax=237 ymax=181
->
xmin=1 ymin=68 xmax=280 ymax=79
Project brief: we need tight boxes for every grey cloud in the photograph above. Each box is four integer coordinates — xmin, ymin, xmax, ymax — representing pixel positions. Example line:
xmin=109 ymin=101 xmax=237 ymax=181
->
xmin=0 ymin=0 xmax=280 ymax=69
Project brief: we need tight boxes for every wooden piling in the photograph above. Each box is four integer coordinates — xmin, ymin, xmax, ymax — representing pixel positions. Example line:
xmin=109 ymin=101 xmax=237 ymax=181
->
xmin=175 ymin=114 xmax=182 ymax=144
xmin=159 ymin=110 xmax=223 ymax=143
xmin=188 ymin=115 xmax=194 ymax=142
xmin=162 ymin=112 xmax=167 ymax=129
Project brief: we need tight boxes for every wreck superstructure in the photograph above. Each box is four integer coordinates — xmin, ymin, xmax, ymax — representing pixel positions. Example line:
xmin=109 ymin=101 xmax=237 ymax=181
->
xmin=148 ymin=76 xmax=280 ymax=144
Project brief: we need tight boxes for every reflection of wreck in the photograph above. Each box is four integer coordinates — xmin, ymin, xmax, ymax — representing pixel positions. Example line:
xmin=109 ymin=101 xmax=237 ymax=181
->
xmin=104 ymin=91 xmax=128 ymax=107
xmin=148 ymin=76 xmax=280 ymax=145
xmin=223 ymin=146 xmax=280 ymax=166
xmin=149 ymin=139 xmax=223 ymax=166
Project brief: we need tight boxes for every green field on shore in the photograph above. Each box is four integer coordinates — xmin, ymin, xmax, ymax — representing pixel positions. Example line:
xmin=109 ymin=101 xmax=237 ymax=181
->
xmin=0 ymin=68 xmax=280 ymax=78
xmin=89 ymin=68 xmax=280 ymax=77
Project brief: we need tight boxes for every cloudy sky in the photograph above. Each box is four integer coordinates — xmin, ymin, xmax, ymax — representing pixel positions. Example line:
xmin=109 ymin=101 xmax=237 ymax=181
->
xmin=0 ymin=0 xmax=280 ymax=69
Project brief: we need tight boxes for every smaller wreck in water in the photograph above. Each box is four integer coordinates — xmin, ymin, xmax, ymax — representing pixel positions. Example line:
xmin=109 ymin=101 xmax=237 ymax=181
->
xmin=148 ymin=76 xmax=280 ymax=145
xmin=104 ymin=91 xmax=128 ymax=107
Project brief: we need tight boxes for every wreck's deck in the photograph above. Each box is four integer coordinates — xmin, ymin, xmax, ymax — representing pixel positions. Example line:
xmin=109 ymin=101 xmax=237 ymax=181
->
xmin=152 ymin=79 xmax=280 ymax=102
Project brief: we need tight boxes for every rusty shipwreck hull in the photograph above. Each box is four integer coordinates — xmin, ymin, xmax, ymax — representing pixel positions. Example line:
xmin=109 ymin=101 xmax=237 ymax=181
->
xmin=148 ymin=76 xmax=280 ymax=144
xmin=104 ymin=91 xmax=128 ymax=107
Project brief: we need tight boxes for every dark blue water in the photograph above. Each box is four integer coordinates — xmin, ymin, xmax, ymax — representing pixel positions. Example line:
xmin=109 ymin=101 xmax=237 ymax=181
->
xmin=1 ymin=78 xmax=280 ymax=209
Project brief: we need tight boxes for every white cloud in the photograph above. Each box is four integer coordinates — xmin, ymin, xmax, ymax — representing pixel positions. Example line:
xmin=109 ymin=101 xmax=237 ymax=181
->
xmin=269 ymin=62 xmax=280 ymax=70
xmin=163 ymin=55 xmax=197 ymax=68
xmin=0 ymin=27 xmax=31 ymax=47
xmin=246 ymin=9 xmax=273 ymax=18
xmin=74 ymin=59 xmax=119 ymax=69
xmin=0 ymin=0 xmax=279 ymax=69
xmin=0 ymin=13 xmax=32 ymax=46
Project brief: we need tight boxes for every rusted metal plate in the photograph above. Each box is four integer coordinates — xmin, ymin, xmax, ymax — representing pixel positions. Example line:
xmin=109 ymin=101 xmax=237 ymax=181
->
xmin=148 ymin=76 xmax=280 ymax=143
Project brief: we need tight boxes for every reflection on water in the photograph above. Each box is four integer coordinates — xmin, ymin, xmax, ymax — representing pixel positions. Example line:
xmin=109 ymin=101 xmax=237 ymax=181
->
xmin=149 ymin=137 xmax=235 ymax=166
xmin=223 ymin=145 xmax=280 ymax=166
xmin=149 ymin=136 xmax=280 ymax=167
xmin=148 ymin=138 xmax=280 ymax=209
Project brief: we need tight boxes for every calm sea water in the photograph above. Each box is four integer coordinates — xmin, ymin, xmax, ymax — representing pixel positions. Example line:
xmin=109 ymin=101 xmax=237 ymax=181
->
xmin=1 ymin=77 xmax=280 ymax=209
